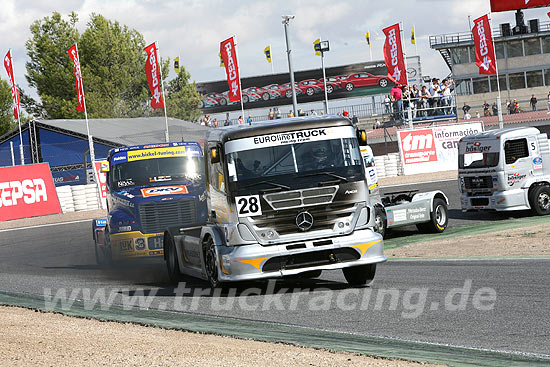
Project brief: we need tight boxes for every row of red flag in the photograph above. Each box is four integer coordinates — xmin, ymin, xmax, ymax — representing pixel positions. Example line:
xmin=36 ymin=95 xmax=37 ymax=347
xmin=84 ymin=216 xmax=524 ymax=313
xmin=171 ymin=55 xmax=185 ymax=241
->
xmin=3 ymin=17 xmax=500 ymax=119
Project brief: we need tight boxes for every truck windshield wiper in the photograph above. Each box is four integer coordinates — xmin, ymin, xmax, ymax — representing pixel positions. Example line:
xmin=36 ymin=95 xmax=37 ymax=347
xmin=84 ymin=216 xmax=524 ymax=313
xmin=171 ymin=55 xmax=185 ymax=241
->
xmin=297 ymin=172 xmax=349 ymax=182
xmin=242 ymin=180 xmax=290 ymax=190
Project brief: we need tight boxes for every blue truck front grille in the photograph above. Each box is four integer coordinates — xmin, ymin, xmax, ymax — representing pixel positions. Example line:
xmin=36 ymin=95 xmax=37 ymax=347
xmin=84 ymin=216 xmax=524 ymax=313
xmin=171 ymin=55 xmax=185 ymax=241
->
xmin=138 ymin=198 xmax=196 ymax=234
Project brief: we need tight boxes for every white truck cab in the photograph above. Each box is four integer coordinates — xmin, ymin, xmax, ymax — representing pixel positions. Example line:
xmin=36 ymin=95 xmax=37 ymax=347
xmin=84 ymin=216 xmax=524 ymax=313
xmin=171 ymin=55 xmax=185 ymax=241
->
xmin=458 ymin=127 xmax=550 ymax=214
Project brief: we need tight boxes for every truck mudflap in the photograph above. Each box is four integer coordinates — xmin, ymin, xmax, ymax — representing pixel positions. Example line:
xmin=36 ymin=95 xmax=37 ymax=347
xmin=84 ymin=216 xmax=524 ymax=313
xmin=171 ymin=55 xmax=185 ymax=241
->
xmin=213 ymin=229 xmax=386 ymax=282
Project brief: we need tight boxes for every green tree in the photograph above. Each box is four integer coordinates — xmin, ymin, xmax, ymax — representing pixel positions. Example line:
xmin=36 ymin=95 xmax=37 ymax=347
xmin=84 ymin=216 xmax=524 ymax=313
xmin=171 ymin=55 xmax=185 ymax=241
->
xmin=24 ymin=12 xmax=80 ymax=119
xmin=0 ymin=79 xmax=17 ymax=136
xmin=166 ymin=67 xmax=201 ymax=122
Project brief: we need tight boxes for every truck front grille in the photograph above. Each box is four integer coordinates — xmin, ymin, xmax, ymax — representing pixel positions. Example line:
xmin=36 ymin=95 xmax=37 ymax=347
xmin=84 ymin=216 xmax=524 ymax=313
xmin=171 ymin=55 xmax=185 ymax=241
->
xmin=262 ymin=248 xmax=360 ymax=272
xmin=263 ymin=186 xmax=338 ymax=210
xmin=464 ymin=176 xmax=493 ymax=189
xmin=249 ymin=202 xmax=358 ymax=235
xmin=138 ymin=198 xmax=196 ymax=234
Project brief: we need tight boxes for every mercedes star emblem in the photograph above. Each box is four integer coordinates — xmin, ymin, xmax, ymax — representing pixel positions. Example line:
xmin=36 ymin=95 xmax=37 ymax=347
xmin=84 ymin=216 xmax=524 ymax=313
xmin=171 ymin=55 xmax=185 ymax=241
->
xmin=296 ymin=211 xmax=314 ymax=231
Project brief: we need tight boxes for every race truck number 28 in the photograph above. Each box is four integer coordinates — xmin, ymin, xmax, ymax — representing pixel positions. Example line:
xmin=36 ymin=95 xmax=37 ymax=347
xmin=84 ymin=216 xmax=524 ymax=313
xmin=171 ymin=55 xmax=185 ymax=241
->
xmin=235 ymin=195 xmax=262 ymax=217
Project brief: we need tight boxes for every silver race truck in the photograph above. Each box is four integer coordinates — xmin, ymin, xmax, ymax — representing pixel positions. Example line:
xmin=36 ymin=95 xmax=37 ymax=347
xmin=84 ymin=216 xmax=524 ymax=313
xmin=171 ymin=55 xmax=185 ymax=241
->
xmin=458 ymin=126 xmax=550 ymax=215
xmin=361 ymin=147 xmax=449 ymax=238
xmin=163 ymin=116 xmax=386 ymax=287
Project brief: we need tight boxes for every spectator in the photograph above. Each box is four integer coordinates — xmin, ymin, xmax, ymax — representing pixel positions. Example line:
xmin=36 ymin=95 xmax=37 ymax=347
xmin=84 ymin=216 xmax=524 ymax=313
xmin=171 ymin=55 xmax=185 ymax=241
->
xmin=298 ymin=108 xmax=306 ymax=116
xmin=410 ymin=84 xmax=419 ymax=118
xmin=275 ymin=107 xmax=282 ymax=119
xmin=530 ymin=94 xmax=538 ymax=111
xmin=352 ymin=114 xmax=359 ymax=125
xmin=311 ymin=109 xmax=318 ymax=116
xmin=247 ymin=115 xmax=252 ymax=124
xmin=419 ymin=86 xmax=431 ymax=117
xmin=373 ymin=119 xmax=381 ymax=129
xmin=462 ymin=102 xmax=471 ymax=119
xmin=464 ymin=112 xmax=471 ymax=120
xmin=212 ymin=118 xmax=218 ymax=128
xmin=342 ymin=110 xmax=349 ymax=118
xmin=268 ymin=108 xmax=274 ymax=120
xmin=476 ymin=111 xmax=481 ymax=118
xmin=238 ymin=116 xmax=244 ymax=124
xmin=384 ymin=95 xmax=391 ymax=114
xmin=288 ymin=110 xmax=294 ymax=118
xmin=512 ymin=99 xmax=519 ymax=114
xmin=428 ymin=78 xmax=440 ymax=115
xmin=402 ymin=86 xmax=410 ymax=119
xmin=390 ymin=84 xmax=403 ymax=120
xmin=224 ymin=113 xmax=231 ymax=126
xmin=506 ymin=99 xmax=511 ymax=114
xmin=483 ymin=101 xmax=491 ymax=116
xmin=440 ymin=79 xmax=452 ymax=115
xmin=492 ymin=102 xmax=498 ymax=116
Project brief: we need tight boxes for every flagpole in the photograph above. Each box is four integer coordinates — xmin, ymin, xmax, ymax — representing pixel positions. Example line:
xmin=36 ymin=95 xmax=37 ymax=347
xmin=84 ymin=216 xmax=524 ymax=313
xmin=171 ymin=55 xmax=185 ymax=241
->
xmin=270 ymin=44 xmax=274 ymax=74
xmin=7 ymin=50 xmax=25 ymax=165
xmin=233 ymin=35 xmax=246 ymax=122
xmin=488 ymin=14 xmax=503 ymax=129
xmin=369 ymin=37 xmax=373 ymax=61
xmin=400 ymin=22 xmax=413 ymax=129
xmin=414 ymin=24 xmax=418 ymax=55
xmin=156 ymin=42 xmax=170 ymax=142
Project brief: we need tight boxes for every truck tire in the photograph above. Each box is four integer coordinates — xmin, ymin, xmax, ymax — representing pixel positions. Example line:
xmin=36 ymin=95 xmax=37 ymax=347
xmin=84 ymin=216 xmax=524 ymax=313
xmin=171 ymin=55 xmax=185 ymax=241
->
xmin=204 ymin=236 xmax=224 ymax=288
xmin=373 ymin=206 xmax=387 ymax=238
xmin=416 ymin=198 xmax=448 ymax=233
xmin=529 ymin=185 xmax=550 ymax=215
xmin=165 ymin=234 xmax=182 ymax=284
xmin=342 ymin=264 xmax=376 ymax=286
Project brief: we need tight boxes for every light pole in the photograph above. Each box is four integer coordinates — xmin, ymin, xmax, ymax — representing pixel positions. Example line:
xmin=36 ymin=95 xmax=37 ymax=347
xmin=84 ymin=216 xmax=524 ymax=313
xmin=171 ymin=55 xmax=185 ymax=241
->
xmin=282 ymin=15 xmax=298 ymax=117
xmin=315 ymin=40 xmax=330 ymax=114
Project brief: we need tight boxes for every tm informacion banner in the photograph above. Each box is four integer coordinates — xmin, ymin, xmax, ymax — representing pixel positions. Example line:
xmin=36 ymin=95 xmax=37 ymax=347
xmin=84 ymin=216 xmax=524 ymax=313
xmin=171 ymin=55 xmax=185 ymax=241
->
xmin=0 ymin=163 xmax=61 ymax=221
xmin=398 ymin=122 xmax=483 ymax=175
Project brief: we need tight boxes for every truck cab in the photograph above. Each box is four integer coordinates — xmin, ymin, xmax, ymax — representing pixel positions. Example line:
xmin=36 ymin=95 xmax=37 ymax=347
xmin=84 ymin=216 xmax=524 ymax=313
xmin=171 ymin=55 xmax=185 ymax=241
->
xmin=458 ymin=127 xmax=550 ymax=214
xmin=92 ymin=142 xmax=207 ymax=264
xmin=164 ymin=116 xmax=386 ymax=287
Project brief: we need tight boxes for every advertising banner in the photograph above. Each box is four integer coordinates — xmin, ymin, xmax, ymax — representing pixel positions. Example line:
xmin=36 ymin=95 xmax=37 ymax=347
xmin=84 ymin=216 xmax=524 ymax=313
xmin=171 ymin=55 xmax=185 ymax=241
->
xmin=472 ymin=15 xmax=497 ymax=75
xmin=220 ymin=37 xmax=242 ymax=103
xmin=3 ymin=50 xmax=20 ymax=119
xmin=144 ymin=42 xmax=165 ymax=109
xmin=382 ymin=23 xmax=408 ymax=85
xmin=0 ymin=163 xmax=61 ymax=221
xmin=67 ymin=44 xmax=85 ymax=111
xmin=197 ymin=57 xmax=422 ymax=114
xmin=490 ymin=0 xmax=550 ymax=12
xmin=397 ymin=123 xmax=483 ymax=175
xmin=93 ymin=160 xmax=108 ymax=209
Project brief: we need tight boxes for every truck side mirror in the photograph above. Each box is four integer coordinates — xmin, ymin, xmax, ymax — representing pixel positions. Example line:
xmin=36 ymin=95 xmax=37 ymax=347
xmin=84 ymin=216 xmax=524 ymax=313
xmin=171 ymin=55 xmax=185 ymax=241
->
xmin=357 ymin=129 xmax=367 ymax=146
xmin=210 ymin=147 xmax=220 ymax=164
xmin=100 ymin=161 xmax=110 ymax=172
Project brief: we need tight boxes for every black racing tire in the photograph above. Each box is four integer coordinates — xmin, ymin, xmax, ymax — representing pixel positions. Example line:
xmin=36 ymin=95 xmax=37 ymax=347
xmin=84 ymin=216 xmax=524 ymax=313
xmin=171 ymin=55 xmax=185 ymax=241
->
xmin=165 ymin=233 xmax=182 ymax=284
xmin=373 ymin=206 xmax=387 ymax=239
xmin=345 ymin=82 xmax=354 ymax=92
xmin=219 ymin=98 xmax=227 ymax=106
xmin=529 ymin=185 xmax=550 ymax=215
xmin=343 ymin=264 xmax=376 ymax=286
xmin=326 ymin=84 xmax=334 ymax=94
xmin=262 ymin=92 xmax=270 ymax=101
xmin=204 ymin=236 xmax=224 ymax=288
xmin=416 ymin=198 xmax=448 ymax=233
xmin=378 ymin=78 xmax=388 ymax=87
xmin=299 ymin=270 xmax=322 ymax=279
xmin=242 ymin=95 xmax=249 ymax=104
xmin=306 ymin=87 xmax=315 ymax=96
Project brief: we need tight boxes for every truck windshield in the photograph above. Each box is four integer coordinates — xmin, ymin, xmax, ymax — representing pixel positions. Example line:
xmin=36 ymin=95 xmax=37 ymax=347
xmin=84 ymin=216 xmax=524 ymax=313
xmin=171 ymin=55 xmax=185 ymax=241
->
xmin=226 ymin=137 xmax=364 ymax=191
xmin=458 ymin=140 xmax=500 ymax=169
xmin=111 ymin=156 xmax=204 ymax=189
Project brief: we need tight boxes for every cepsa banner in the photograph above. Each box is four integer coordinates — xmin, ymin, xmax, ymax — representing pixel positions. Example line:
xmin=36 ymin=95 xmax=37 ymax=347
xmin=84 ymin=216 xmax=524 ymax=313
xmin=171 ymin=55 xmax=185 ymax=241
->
xmin=398 ymin=123 xmax=483 ymax=175
xmin=0 ymin=163 xmax=61 ymax=221
xmin=490 ymin=0 xmax=550 ymax=12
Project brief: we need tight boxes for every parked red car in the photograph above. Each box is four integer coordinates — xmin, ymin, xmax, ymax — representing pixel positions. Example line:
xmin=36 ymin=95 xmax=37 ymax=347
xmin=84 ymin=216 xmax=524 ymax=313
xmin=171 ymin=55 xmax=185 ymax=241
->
xmin=341 ymin=73 xmax=390 ymax=91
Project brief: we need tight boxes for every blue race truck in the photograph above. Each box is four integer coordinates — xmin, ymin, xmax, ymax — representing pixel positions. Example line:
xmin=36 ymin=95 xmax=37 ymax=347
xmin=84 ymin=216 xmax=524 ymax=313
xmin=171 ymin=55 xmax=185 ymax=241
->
xmin=92 ymin=142 xmax=207 ymax=264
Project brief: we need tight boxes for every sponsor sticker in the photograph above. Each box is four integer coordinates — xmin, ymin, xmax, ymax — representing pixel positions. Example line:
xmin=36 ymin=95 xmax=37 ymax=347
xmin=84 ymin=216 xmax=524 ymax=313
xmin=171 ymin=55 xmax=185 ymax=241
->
xmin=507 ymin=172 xmax=527 ymax=186
xmin=393 ymin=209 xmax=407 ymax=222
xmin=95 ymin=219 xmax=107 ymax=227
xmin=533 ymin=157 xmax=543 ymax=170
xmin=141 ymin=185 xmax=189 ymax=197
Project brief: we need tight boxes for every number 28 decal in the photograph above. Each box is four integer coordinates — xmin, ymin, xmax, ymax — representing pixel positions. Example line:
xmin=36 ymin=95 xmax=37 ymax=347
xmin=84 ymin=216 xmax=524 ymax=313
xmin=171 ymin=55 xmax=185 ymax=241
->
xmin=235 ymin=195 xmax=262 ymax=217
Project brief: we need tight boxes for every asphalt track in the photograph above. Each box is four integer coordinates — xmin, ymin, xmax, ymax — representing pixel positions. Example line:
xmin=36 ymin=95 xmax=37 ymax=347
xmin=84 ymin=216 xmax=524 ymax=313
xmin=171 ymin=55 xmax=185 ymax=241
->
xmin=1 ymin=179 xmax=549 ymax=365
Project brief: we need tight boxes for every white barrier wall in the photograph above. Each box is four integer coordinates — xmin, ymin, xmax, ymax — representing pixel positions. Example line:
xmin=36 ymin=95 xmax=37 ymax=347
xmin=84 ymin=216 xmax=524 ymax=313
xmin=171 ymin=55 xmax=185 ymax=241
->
xmin=56 ymin=184 xmax=102 ymax=213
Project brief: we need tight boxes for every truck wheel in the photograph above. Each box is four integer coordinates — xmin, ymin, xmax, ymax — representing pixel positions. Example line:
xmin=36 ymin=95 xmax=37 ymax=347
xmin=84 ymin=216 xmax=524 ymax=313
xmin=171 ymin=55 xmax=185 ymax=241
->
xmin=165 ymin=234 xmax=182 ymax=283
xmin=373 ymin=206 xmax=387 ymax=238
xmin=95 ymin=228 xmax=112 ymax=266
xmin=417 ymin=198 xmax=448 ymax=233
xmin=204 ymin=237 xmax=224 ymax=288
xmin=529 ymin=185 xmax=550 ymax=215
xmin=343 ymin=264 xmax=376 ymax=286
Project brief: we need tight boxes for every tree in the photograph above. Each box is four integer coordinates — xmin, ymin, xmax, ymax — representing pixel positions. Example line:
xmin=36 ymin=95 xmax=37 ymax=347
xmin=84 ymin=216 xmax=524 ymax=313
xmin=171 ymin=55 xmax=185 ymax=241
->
xmin=24 ymin=12 xmax=80 ymax=119
xmin=166 ymin=67 xmax=201 ymax=122
xmin=0 ymin=79 xmax=16 ymax=136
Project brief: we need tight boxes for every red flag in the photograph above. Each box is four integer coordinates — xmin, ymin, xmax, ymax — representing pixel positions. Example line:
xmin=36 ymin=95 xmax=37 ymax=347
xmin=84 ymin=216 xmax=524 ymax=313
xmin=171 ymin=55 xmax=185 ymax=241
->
xmin=3 ymin=50 xmax=20 ymax=119
xmin=382 ymin=23 xmax=407 ymax=86
xmin=220 ymin=37 xmax=241 ymax=102
xmin=472 ymin=15 xmax=497 ymax=75
xmin=67 ymin=44 xmax=86 ymax=112
xmin=490 ymin=0 xmax=550 ymax=12
xmin=144 ymin=42 xmax=164 ymax=109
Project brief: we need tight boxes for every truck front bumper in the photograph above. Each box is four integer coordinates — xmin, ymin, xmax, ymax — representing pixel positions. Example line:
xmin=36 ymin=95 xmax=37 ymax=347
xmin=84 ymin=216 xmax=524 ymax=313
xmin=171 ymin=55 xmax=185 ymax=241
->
xmin=460 ymin=189 xmax=530 ymax=211
xmin=216 ymin=229 xmax=386 ymax=282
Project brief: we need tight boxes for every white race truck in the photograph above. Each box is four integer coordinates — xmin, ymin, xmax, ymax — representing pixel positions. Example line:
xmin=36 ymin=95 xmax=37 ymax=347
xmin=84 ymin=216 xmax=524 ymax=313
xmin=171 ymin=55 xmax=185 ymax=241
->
xmin=361 ymin=147 xmax=449 ymax=238
xmin=163 ymin=116 xmax=386 ymax=287
xmin=458 ymin=126 xmax=550 ymax=215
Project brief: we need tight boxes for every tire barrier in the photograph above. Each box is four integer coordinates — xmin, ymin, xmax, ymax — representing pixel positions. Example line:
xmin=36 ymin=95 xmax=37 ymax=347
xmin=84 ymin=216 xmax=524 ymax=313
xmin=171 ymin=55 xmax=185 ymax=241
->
xmin=56 ymin=184 xmax=102 ymax=213
xmin=374 ymin=153 xmax=403 ymax=179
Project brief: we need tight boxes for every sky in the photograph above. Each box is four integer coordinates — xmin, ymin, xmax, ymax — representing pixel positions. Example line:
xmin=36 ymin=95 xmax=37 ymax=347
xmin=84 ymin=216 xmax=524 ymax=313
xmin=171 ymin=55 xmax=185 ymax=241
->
xmin=2 ymin=0 xmax=550 ymax=106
